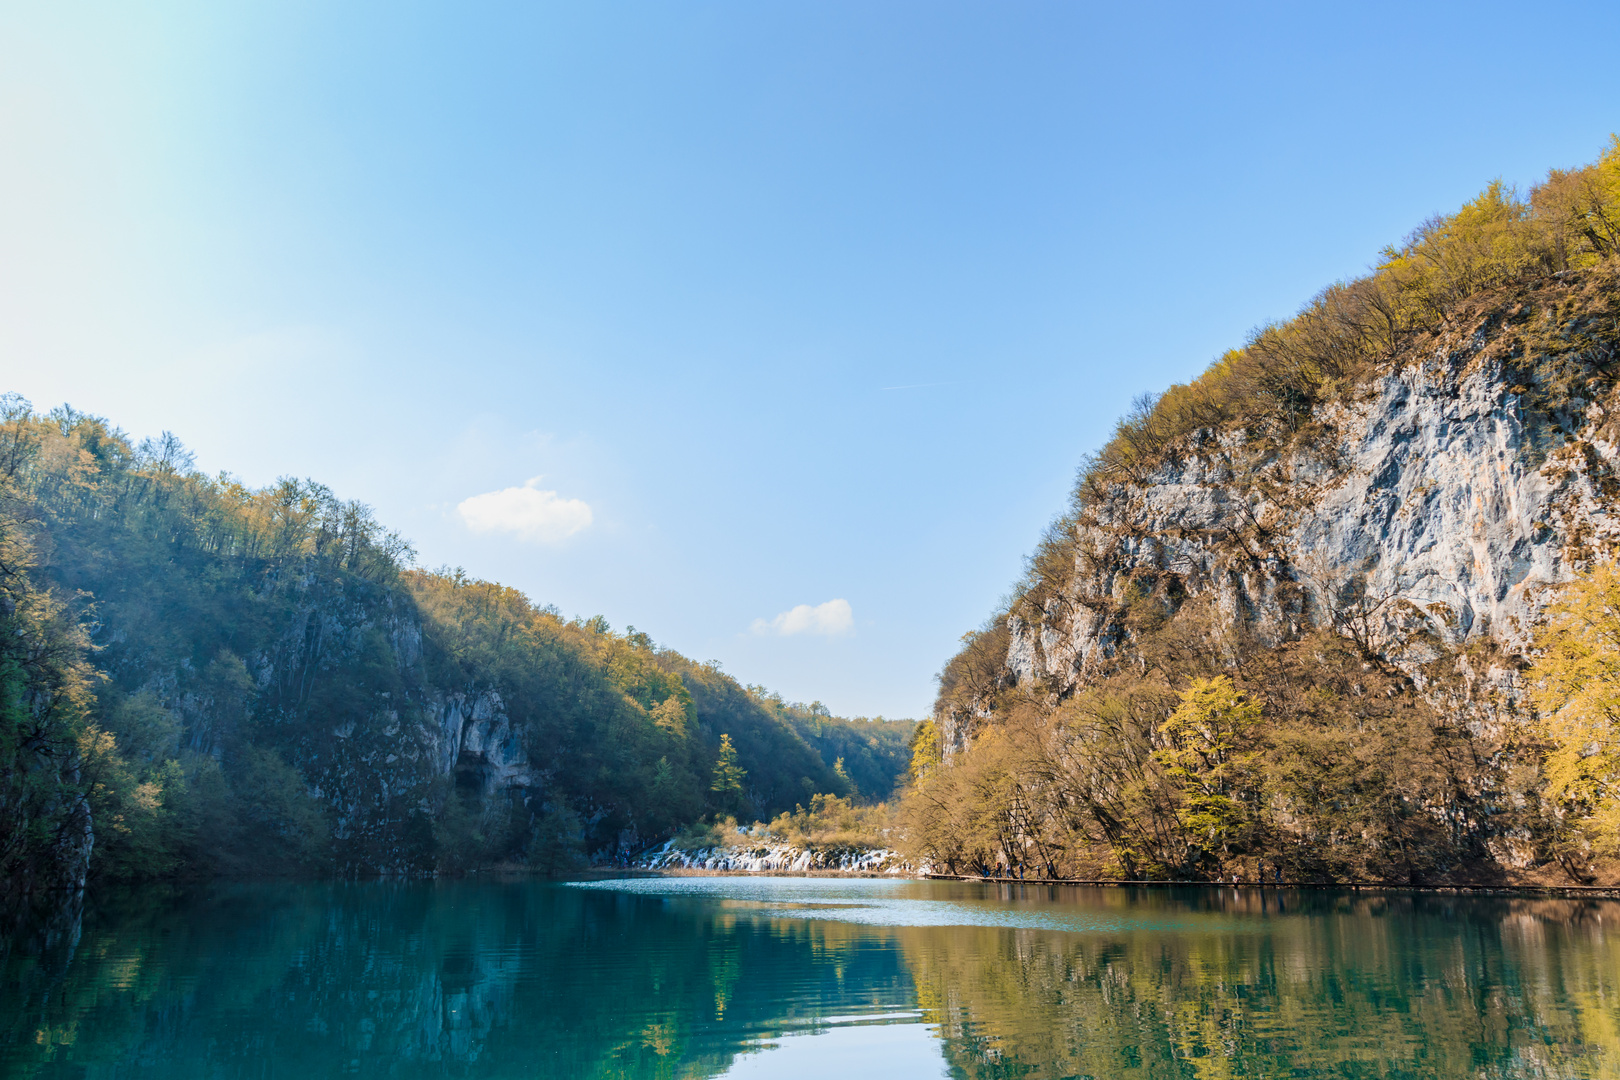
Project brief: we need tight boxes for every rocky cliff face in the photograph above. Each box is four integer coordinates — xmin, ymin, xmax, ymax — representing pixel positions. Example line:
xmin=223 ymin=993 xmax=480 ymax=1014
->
xmin=912 ymin=272 xmax=1620 ymax=883
xmin=246 ymin=592 xmax=545 ymax=874
xmin=953 ymin=284 xmax=1620 ymax=754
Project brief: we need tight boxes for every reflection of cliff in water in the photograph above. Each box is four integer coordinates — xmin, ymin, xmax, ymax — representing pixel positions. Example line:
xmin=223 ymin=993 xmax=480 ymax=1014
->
xmin=1 ymin=881 xmax=917 ymax=1079
xmin=897 ymin=885 xmax=1620 ymax=1080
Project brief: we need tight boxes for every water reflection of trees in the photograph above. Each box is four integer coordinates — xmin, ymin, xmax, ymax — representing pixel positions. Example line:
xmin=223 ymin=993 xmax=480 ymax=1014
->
xmin=1 ymin=882 xmax=915 ymax=1079
xmin=5 ymin=883 xmax=1619 ymax=1079
xmin=897 ymin=887 xmax=1620 ymax=1079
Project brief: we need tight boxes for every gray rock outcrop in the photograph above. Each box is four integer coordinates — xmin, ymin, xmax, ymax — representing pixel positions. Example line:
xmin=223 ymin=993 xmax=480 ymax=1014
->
xmin=981 ymin=306 xmax=1620 ymax=747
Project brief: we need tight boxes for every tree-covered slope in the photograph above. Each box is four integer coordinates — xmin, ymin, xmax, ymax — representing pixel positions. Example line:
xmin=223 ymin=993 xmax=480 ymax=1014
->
xmin=0 ymin=401 xmax=904 ymax=903
xmin=743 ymin=691 xmax=916 ymax=801
xmin=906 ymin=137 xmax=1620 ymax=884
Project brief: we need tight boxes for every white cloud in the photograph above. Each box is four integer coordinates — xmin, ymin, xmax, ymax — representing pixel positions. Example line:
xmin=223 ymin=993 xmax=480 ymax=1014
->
xmin=751 ymin=598 xmax=854 ymax=637
xmin=457 ymin=477 xmax=592 ymax=543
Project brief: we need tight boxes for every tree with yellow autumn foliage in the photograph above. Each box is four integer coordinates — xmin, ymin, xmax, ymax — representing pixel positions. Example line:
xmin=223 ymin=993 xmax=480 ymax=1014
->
xmin=1530 ymin=563 xmax=1620 ymax=857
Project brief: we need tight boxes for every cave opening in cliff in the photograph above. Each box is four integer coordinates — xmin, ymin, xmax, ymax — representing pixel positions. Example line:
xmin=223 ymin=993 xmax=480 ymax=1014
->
xmin=455 ymin=749 xmax=492 ymax=796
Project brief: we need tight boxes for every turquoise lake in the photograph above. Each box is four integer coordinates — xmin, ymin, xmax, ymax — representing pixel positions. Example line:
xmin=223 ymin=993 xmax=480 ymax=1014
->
xmin=4 ymin=876 xmax=1619 ymax=1078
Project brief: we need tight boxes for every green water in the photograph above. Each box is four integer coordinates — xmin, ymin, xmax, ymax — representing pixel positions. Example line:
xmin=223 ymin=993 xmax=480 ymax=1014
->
xmin=4 ymin=877 xmax=1618 ymax=1079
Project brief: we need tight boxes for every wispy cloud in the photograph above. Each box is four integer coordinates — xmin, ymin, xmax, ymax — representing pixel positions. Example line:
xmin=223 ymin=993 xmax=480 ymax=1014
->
xmin=751 ymin=598 xmax=854 ymax=637
xmin=457 ymin=477 xmax=592 ymax=543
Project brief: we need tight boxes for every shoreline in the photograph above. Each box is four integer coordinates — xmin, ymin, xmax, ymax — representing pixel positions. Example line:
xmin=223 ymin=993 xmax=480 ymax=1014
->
xmin=918 ymin=874 xmax=1620 ymax=898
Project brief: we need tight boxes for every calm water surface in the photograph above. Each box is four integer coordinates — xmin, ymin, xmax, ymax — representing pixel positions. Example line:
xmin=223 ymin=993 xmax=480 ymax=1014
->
xmin=4 ymin=876 xmax=1619 ymax=1078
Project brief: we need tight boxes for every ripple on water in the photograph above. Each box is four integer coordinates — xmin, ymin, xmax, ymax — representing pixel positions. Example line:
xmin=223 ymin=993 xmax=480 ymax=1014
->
xmin=568 ymin=874 xmax=1239 ymax=933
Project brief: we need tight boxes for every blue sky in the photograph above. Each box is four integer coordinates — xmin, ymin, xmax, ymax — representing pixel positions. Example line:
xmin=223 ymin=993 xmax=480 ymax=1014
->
xmin=5 ymin=0 xmax=1619 ymax=718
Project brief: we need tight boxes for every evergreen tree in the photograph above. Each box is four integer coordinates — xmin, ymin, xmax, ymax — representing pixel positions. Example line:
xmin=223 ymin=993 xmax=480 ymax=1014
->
xmin=710 ymin=734 xmax=747 ymax=814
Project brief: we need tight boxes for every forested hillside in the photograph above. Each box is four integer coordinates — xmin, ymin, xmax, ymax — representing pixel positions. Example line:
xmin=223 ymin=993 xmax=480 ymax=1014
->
xmin=905 ymin=137 xmax=1620 ymax=885
xmin=0 ymin=402 xmax=904 ymax=904
xmin=747 ymin=691 xmax=915 ymax=800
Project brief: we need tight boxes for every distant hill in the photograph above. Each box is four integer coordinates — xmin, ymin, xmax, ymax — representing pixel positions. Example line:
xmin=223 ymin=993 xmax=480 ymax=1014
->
xmin=744 ymin=693 xmax=915 ymax=801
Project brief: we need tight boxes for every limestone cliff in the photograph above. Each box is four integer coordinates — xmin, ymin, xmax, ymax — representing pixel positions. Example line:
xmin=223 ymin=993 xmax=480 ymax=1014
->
xmin=951 ymin=275 xmax=1620 ymax=753
xmin=917 ymin=265 xmax=1620 ymax=883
